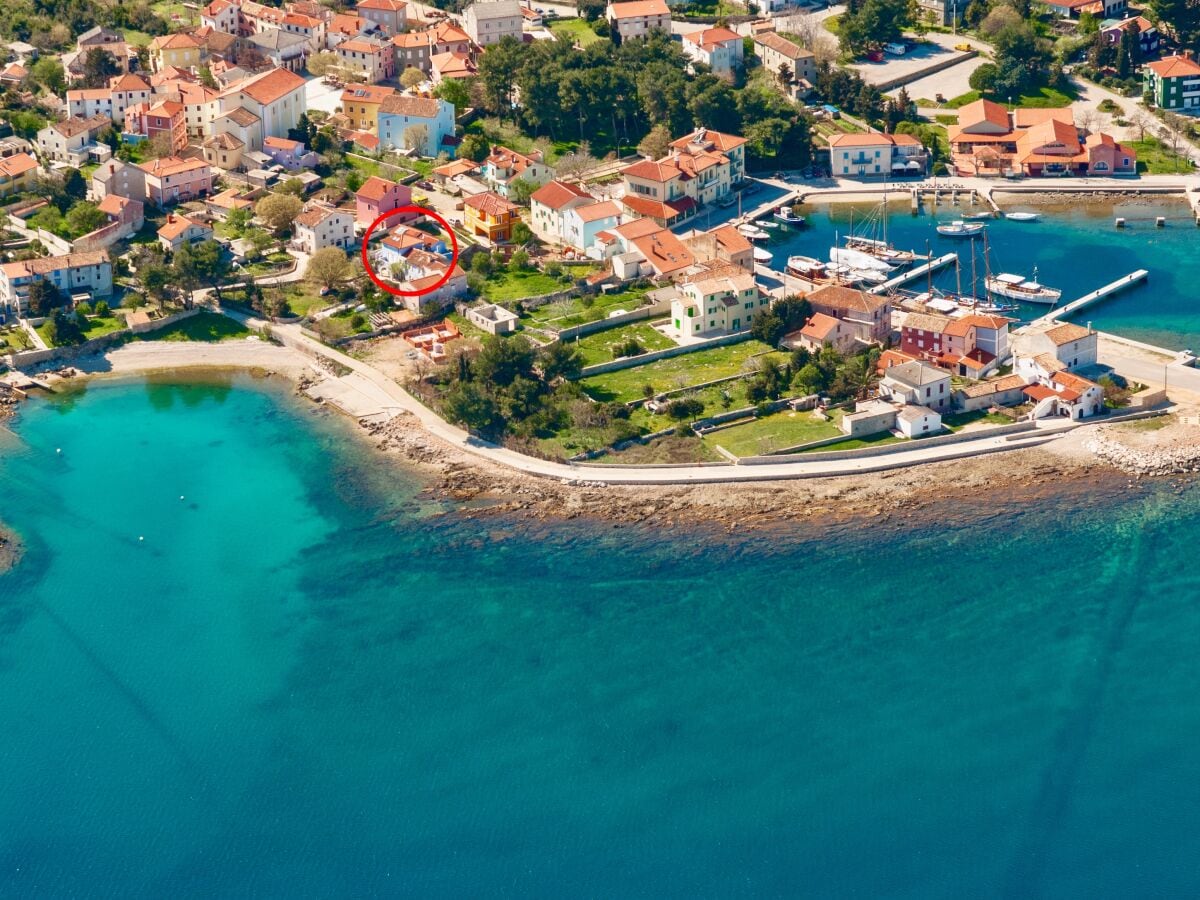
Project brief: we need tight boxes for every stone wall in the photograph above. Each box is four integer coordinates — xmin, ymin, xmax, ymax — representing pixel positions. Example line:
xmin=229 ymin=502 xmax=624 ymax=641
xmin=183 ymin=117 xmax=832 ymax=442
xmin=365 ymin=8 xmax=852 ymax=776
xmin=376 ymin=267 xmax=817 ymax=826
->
xmin=577 ymin=331 xmax=753 ymax=378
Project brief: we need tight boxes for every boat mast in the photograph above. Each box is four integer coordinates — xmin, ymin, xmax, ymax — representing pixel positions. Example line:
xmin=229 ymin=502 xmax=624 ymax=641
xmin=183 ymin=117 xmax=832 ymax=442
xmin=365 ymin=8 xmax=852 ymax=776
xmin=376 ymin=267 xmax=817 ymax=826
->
xmin=926 ymin=239 xmax=933 ymax=296
xmin=982 ymin=230 xmax=993 ymax=304
xmin=955 ymin=249 xmax=962 ymax=297
xmin=970 ymin=237 xmax=978 ymax=308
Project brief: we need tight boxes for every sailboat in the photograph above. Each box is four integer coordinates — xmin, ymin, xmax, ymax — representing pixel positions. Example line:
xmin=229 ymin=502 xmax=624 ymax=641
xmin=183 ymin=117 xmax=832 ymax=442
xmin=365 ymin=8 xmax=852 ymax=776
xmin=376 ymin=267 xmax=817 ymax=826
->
xmin=842 ymin=194 xmax=928 ymax=264
xmin=830 ymin=244 xmax=894 ymax=273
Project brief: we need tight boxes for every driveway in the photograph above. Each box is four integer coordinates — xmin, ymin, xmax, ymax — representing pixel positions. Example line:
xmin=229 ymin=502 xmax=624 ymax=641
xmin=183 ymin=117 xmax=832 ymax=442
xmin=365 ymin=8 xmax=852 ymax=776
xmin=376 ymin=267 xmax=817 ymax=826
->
xmin=893 ymin=55 xmax=986 ymax=104
xmin=849 ymin=41 xmax=975 ymax=90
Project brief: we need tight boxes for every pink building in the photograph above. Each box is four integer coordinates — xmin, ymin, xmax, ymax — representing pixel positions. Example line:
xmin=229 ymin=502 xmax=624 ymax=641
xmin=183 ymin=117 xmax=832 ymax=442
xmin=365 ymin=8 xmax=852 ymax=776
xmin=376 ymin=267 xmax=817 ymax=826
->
xmin=355 ymin=175 xmax=412 ymax=228
xmin=136 ymin=156 xmax=213 ymax=207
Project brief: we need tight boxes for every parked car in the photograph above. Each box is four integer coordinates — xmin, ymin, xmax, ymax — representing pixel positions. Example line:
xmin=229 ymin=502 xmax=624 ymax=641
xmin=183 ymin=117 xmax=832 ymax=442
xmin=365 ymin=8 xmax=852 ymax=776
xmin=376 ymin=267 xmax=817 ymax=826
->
xmin=955 ymin=42 xmax=972 ymax=51
xmin=884 ymin=42 xmax=906 ymax=56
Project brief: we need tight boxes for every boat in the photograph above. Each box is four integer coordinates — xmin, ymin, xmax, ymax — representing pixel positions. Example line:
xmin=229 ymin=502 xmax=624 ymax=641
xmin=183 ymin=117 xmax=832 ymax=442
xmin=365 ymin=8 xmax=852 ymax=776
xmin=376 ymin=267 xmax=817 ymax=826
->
xmin=1004 ymin=211 xmax=1040 ymax=222
xmin=786 ymin=255 xmax=860 ymax=286
xmin=985 ymin=269 xmax=1062 ymax=304
xmin=937 ymin=220 xmax=986 ymax=237
xmin=760 ymin=220 xmax=779 ymax=229
xmin=774 ymin=205 xmax=806 ymax=226
xmin=829 ymin=245 xmax=894 ymax=273
xmin=848 ymin=268 xmax=888 ymax=285
xmin=738 ymin=224 xmax=769 ymax=241
xmin=840 ymin=195 xmax=927 ymax=264
xmin=718 ymin=194 xmax=737 ymax=209
xmin=752 ymin=247 xmax=773 ymax=264
xmin=963 ymin=211 xmax=994 ymax=220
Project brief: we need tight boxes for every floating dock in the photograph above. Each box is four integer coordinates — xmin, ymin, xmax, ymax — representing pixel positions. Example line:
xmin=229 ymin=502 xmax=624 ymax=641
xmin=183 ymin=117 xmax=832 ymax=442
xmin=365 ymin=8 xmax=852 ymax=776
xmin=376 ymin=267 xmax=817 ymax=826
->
xmin=1034 ymin=269 xmax=1149 ymax=325
xmin=870 ymin=253 xmax=957 ymax=294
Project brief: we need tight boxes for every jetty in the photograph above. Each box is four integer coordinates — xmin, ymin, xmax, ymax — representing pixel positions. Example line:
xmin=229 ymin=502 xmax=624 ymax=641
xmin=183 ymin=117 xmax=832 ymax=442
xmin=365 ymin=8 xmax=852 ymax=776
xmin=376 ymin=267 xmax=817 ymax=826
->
xmin=1033 ymin=269 xmax=1149 ymax=325
xmin=870 ymin=253 xmax=957 ymax=294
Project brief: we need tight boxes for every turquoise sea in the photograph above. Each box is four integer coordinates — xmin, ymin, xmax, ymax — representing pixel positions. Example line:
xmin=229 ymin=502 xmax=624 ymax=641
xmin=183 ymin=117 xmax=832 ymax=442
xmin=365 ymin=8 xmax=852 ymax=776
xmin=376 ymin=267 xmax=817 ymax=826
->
xmin=770 ymin=195 xmax=1200 ymax=351
xmin=4 ymin=376 xmax=1200 ymax=897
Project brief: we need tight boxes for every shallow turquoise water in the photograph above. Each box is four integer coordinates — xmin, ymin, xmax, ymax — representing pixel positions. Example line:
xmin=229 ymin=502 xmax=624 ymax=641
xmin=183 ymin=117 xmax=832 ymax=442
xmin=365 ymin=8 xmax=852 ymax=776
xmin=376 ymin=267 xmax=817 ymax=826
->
xmin=3 ymin=378 xmax=1200 ymax=897
xmin=772 ymin=197 xmax=1200 ymax=350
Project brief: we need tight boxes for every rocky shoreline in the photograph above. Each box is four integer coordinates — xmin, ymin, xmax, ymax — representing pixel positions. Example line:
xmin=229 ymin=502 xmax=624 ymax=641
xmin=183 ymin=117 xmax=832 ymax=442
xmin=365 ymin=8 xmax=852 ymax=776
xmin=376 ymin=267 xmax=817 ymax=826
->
xmin=0 ymin=523 xmax=22 ymax=575
xmin=1086 ymin=420 xmax=1200 ymax=475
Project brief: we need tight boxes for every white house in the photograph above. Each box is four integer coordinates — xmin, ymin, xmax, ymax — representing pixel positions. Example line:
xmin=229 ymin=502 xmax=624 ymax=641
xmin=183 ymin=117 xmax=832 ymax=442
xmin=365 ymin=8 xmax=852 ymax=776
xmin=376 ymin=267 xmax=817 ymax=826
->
xmin=36 ymin=115 xmax=110 ymax=164
xmin=827 ymin=132 xmax=927 ymax=177
xmin=0 ymin=251 xmax=112 ymax=315
xmin=158 ymin=213 xmax=214 ymax=252
xmin=529 ymin=179 xmax=593 ymax=245
xmin=1013 ymin=321 xmax=1097 ymax=371
xmin=292 ymin=203 xmax=354 ymax=253
xmin=462 ymin=0 xmax=523 ymax=47
xmin=681 ymin=27 xmax=743 ymax=78
xmin=606 ymin=0 xmax=671 ymax=42
xmin=670 ymin=263 xmax=764 ymax=338
xmin=896 ymin=404 xmax=943 ymax=438
xmin=217 ymin=67 xmax=307 ymax=145
xmin=880 ymin=360 xmax=952 ymax=410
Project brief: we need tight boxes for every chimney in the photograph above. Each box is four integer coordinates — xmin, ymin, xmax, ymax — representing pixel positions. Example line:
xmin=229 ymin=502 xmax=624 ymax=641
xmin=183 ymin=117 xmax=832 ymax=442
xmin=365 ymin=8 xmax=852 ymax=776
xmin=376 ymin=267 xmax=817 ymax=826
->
xmin=1185 ymin=50 xmax=1195 ymax=61
xmin=168 ymin=214 xmax=175 ymax=223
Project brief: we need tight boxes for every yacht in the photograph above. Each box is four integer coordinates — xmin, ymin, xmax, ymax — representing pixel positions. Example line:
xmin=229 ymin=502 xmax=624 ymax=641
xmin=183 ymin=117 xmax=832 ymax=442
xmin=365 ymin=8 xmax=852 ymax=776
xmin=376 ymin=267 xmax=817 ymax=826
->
xmin=829 ymin=246 xmax=894 ymax=273
xmin=985 ymin=270 xmax=1062 ymax=304
xmin=738 ymin=224 xmax=769 ymax=241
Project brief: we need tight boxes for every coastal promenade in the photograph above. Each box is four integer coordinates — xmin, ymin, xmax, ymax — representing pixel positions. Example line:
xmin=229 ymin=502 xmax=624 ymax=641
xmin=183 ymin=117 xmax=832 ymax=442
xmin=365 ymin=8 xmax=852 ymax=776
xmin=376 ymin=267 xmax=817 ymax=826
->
xmin=215 ymin=307 xmax=1099 ymax=486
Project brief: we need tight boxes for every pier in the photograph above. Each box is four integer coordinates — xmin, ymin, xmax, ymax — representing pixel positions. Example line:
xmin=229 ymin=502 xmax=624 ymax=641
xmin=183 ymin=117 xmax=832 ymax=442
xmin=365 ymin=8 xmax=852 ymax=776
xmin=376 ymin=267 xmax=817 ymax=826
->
xmin=870 ymin=253 xmax=958 ymax=294
xmin=1032 ymin=269 xmax=1149 ymax=325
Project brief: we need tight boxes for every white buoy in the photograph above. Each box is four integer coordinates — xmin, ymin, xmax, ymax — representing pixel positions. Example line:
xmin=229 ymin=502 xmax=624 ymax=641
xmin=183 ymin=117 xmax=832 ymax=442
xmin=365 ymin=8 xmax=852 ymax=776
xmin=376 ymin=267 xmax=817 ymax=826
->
xmin=139 ymin=536 xmax=144 ymax=542
xmin=56 ymin=448 xmax=61 ymax=454
xmin=179 ymin=495 xmax=185 ymax=501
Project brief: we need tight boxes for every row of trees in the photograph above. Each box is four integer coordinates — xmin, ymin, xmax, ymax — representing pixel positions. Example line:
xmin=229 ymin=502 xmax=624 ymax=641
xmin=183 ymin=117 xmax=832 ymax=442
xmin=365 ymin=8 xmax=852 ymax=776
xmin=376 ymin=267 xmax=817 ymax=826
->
xmin=838 ymin=0 xmax=920 ymax=55
xmin=473 ymin=33 xmax=814 ymax=170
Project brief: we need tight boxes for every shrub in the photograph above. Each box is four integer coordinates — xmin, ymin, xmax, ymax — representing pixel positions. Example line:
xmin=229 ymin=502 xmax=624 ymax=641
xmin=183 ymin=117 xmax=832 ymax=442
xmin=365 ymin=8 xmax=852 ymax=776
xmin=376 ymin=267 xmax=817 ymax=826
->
xmin=350 ymin=312 xmax=366 ymax=329
xmin=93 ymin=300 xmax=110 ymax=317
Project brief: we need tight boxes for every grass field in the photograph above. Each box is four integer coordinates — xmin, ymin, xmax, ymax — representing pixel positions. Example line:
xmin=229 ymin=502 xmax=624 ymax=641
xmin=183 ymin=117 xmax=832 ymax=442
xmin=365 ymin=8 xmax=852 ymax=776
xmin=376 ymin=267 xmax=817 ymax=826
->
xmin=942 ymin=410 xmax=1012 ymax=431
xmin=524 ymin=287 xmax=651 ymax=329
xmin=703 ymin=409 xmax=843 ymax=458
xmin=37 ymin=315 xmax=127 ymax=347
xmin=563 ymin=321 xmax=675 ymax=366
xmin=795 ymin=431 xmax=904 ymax=453
xmin=550 ymin=18 xmax=603 ymax=47
xmin=946 ymin=83 xmax=1077 ymax=110
xmin=578 ymin=340 xmax=783 ymax=403
xmin=137 ymin=311 xmax=250 ymax=343
xmin=483 ymin=270 xmax=573 ymax=303
xmin=1129 ymin=137 xmax=1193 ymax=175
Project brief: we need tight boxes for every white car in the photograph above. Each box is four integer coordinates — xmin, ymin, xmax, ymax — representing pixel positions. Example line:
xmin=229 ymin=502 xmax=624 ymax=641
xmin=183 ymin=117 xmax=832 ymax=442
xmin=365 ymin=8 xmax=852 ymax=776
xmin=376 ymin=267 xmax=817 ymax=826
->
xmin=884 ymin=42 xmax=907 ymax=56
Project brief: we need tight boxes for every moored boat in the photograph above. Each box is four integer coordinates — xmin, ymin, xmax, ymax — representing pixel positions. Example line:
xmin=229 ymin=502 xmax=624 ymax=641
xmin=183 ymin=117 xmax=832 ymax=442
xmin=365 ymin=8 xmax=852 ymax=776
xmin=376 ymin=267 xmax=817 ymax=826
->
xmin=829 ymin=246 xmax=894 ymax=273
xmin=844 ymin=235 xmax=927 ymax=265
xmin=985 ymin=270 xmax=1061 ymax=304
xmin=848 ymin=268 xmax=888 ymax=285
xmin=962 ymin=211 xmax=994 ymax=220
xmin=774 ymin=205 xmax=806 ymax=225
xmin=786 ymin=255 xmax=861 ymax=286
xmin=738 ymin=224 xmax=769 ymax=241
xmin=752 ymin=247 xmax=773 ymax=264
xmin=1004 ymin=211 xmax=1040 ymax=222
xmin=937 ymin=220 xmax=986 ymax=237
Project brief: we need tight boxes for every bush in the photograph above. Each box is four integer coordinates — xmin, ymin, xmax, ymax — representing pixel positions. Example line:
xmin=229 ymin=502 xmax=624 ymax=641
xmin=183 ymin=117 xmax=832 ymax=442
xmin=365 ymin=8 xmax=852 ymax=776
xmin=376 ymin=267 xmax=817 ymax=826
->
xmin=613 ymin=337 xmax=644 ymax=359
xmin=75 ymin=301 xmax=92 ymax=316
xmin=93 ymin=300 xmax=110 ymax=317
xmin=350 ymin=312 xmax=366 ymax=329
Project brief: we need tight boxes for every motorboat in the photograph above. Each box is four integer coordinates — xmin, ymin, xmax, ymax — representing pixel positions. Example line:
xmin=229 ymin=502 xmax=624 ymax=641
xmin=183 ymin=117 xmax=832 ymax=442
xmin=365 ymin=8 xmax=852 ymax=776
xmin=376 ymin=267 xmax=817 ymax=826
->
xmin=786 ymin=255 xmax=860 ymax=286
xmin=937 ymin=220 xmax=986 ymax=237
xmin=752 ymin=247 xmax=773 ymax=264
xmin=738 ymin=224 xmax=769 ymax=241
xmin=985 ymin=270 xmax=1062 ymax=304
xmin=848 ymin=268 xmax=888 ymax=285
xmin=829 ymin=246 xmax=894 ymax=273
xmin=962 ymin=211 xmax=994 ymax=220
xmin=774 ymin=205 xmax=807 ymax=226
xmin=1004 ymin=211 xmax=1040 ymax=222
xmin=844 ymin=235 xmax=927 ymax=265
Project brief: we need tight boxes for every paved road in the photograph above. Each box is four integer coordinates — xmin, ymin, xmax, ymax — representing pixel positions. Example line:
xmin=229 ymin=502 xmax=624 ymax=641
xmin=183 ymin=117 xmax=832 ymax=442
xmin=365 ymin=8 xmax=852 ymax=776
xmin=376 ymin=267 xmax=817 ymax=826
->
xmin=213 ymin=308 xmax=1101 ymax=485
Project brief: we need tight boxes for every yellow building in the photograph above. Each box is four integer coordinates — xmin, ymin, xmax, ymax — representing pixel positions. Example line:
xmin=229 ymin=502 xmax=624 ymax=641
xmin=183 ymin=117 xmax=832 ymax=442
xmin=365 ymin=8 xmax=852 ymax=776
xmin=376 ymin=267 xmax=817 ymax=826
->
xmin=148 ymin=33 xmax=203 ymax=73
xmin=0 ymin=152 xmax=38 ymax=199
xmin=464 ymin=191 xmax=520 ymax=243
xmin=338 ymin=84 xmax=396 ymax=134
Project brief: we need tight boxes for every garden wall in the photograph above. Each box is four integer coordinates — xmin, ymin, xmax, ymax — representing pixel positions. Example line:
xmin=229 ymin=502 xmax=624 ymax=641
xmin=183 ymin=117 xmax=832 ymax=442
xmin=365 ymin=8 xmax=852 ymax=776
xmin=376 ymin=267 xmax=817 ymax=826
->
xmin=555 ymin=296 xmax=672 ymax=342
xmin=3 ymin=309 xmax=201 ymax=368
xmin=737 ymin=420 xmax=1037 ymax=464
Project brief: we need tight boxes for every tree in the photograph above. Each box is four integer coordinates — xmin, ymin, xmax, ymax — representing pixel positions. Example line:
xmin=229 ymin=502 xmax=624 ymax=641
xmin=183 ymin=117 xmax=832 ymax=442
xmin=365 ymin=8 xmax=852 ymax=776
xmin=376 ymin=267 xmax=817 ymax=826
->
xmin=402 ymin=123 xmax=430 ymax=155
xmin=434 ymin=76 xmax=471 ymax=114
xmin=93 ymin=300 xmax=110 ymax=317
xmin=306 ymin=52 xmax=339 ymax=77
xmin=81 ymin=48 xmax=120 ymax=88
xmin=401 ymin=67 xmax=426 ymax=90
xmin=145 ymin=131 xmax=176 ymax=160
xmin=538 ymin=341 xmax=584 ymax=381
xmin=255 ymin=193 xmax=303 ymax=235
xmin=637 ymin=123 xmax=673 ymax=159
xmin=30 ymin=57 xmax=65 ymax=95
xmin=27 ymin=279 xmax=66 ymax=317
xmin=1151 ymin=0 xmax=1200 ymax=49
xmin=458 ymin=133 xmax=490 ymax=163
xmin=65 ymin=202 xmax=107 ymax=237
xmin=475 ymin=334 xmax=538 ymax=387
xmin=175 ymin=240 xmax=231 ymax=298
xmin=306 ymin=247 xmax=354 ymax=291
xmin=279 ymin=177 xmax=305 ymax=196
xmin=199 ymin=65 xmax=218 ymax=89
xmin=969 ymin=62 xmax=999 ymax=94
xmin=666 ymin=397 xmax=704 ymax=421
xmin=554 ymin=147 xmax=596 ymax=180
xmin=509 ymin=178 xmax=537 ymax=206
xmin=511 ymin=221 xmax=533 ymax=244
xmin=577 ymin=0 xmax=606 ymax=20
xmin=508 ymin=249 xmax=530 ymax=270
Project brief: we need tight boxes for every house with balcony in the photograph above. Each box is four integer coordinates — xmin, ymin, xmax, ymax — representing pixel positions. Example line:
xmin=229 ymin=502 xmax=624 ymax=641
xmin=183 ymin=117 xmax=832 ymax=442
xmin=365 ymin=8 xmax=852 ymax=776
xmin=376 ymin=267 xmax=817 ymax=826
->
xmin=374 ymin=223 xmax=449 ymax=270
xmin=336 ymin=35 xmax=395 ymax=83
xmin=136 ymin=156 xmax=213 ymax=206
xmin=619 ymin=127 xmax=745 ymax=225
xmin=339 ymin=84 xmax=396 ymax=133
xmin=669 ymin=263 xmax=764 ymax=338
xmin=263 ymin=135 xmax=319 ymax=169
xmin=292 ymin=202 xmax=354 ymax=253
xmin=158 ymin=213 xmax=215 ymax=253
xmin=529 ymin=180 xmax=593 ymax=245
xmin=827 ymin=132 xmax=927 ymax=178
xmin=0 ymin=251 xmax=112 ymax=316
xmin=124 ymin=100 xmax=189 ymax=154
xmin=37 ymin=115 xmax=112 ymax=165
xmin=752 ymin=31 xmax=815 ymax=99
xmin=1144 ymin=53 xmax=1200 ymax=110
xmin=806 ymin=284 xmax=891 ymax=343
xmin=481 ymin=146 xmax=552 ymax=198
xmin=464 ymin=191 xmax=519 ymax=242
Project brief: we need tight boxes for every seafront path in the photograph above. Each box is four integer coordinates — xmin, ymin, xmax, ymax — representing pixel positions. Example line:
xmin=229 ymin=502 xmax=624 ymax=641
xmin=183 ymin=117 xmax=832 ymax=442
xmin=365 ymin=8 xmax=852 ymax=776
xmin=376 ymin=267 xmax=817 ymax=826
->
xmin=216 ymin=306 xmax=1100 ymax=486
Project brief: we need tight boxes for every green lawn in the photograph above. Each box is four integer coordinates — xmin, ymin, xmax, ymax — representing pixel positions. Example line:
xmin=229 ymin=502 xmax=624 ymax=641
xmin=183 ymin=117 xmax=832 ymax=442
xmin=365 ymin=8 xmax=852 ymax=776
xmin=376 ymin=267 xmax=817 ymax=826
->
xmin=942 ymin=409 xmax=1012 ymax=431
xmin=550 ymin=18 xmax=603 ymax=47
xmin=703 ymin=409 xmax=843 ymax=458
xmin=1129 ymin=137 xmax=1193 ymax=175
xmin=136 ymin=311 xmax=250 ymax=342
xmin=483 ymin=269 xmax=573 ymax=303
xmin=795 ymin=431 xmax=904 ymax=453
xmin=523 ymin=287 xmax=651 ymax=329
xmin=37 ymin=314 xmax=127 ymax=347
xmin=242 ymin=252 xmax=295 ymax=277
xmin=947 ymin=83 xmax=1077 ymax=110
xmin=578 ymin=340 xmax=784 ymax=403
xmin=563 ymin=321 xmax=675 ymax=366
xmin=0 ymin=327 xmax=33 ymax=352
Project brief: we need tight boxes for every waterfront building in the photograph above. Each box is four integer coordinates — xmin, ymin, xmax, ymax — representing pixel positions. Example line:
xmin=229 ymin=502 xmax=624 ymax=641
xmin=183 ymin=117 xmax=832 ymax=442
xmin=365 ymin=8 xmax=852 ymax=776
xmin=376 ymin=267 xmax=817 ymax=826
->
xmin=880 ymin=360 xmax=952 ymax=411
xmin=619 ymin=127 xmax=745 ymax=225
xmin=806 ymin=284 xmax=891 ymax=343
xmin=1144 ymin=53 xmax=1200 ymax=111
xmin=0 ymin=251 xmax=112 ymax=314
xmin=1013 ymin=321 xmax=1098 ymax=372
xmin=827 ymin=132 xmax=927 ymax=178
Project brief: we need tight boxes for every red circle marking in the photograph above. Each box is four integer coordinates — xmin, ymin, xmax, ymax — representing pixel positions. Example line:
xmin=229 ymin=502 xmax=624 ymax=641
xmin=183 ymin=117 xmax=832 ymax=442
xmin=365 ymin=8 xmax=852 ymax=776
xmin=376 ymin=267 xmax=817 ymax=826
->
xmin=360 ymin=204 xmax=460 ymax=298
